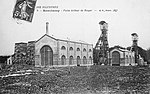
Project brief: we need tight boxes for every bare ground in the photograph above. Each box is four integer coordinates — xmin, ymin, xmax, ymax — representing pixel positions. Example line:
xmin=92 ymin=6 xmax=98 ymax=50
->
xmin=0 ymin=65 xmax=150 ymax=94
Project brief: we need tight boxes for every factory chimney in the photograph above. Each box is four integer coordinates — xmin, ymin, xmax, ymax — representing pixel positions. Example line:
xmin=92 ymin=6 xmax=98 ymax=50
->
xmin=46 ymin=22 xmax=49 ymax=35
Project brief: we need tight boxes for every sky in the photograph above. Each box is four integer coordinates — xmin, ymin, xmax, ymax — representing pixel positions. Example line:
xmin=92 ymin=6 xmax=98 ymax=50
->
xmin=0 ymin=0 xmax=150 ymax=55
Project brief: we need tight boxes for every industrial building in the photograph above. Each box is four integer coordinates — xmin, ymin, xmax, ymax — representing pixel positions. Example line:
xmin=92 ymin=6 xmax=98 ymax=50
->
xmin=108 ymin=46 xmax=135 ymax=66
xmin=93 ymin=21 xmax=138 ymax=66
xmin=35 ymin=34 xmax=93 ymax=67
xmin=12 ymin=22 xmax=93 ymax=67
xmin=11 ymin=21 xmax=146 ymax=68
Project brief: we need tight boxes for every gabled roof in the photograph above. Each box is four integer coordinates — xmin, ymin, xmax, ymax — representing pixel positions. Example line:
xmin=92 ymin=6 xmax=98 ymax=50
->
xmin=36 ymin=34 xmax=93 ymax=45
xmin=15 ymin=42 xmax=27 ymax=45
xmin=36 ymin=34 xmax=58 ymax=43
xmin=109 ymin=45 xmax=126 ymax=52
xmin=28 ymin=41 xmax=36 ymax=43
xmin=109 ymin=45 xmax=133 ymax=53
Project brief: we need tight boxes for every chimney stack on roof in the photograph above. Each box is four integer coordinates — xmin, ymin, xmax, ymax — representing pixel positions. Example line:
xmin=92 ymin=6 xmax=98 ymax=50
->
xmin=46 ymin=22 xmax=49 ymax=35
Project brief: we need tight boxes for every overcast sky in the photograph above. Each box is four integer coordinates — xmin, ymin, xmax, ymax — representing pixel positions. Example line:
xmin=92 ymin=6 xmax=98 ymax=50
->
xmin=0 ymin=0 xmax=150 ymax=55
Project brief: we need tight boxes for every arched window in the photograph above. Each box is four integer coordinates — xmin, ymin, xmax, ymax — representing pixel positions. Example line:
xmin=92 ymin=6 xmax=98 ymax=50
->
xmin=77 ymin=56 xmax=81 ymax=66
xmin=89 ymin=49 xmax=92 ymax=52
xmin=69 ymin=47 xmax=73 ymax=51
xmin=61 ymin=55 xmax=66 ymax=65
xmin=83 ymin=48 xmax=86 ymax=52
xmin=77 ymin=48 xmax=80 ymax=51
xmin=129 ymin=55 xmax=132 ymax=64
xmin=69 ymin=56 xmax=73 ymax=65
xmin=126 ymin=55 xmax=129 ymax=63
xmin=61 ymin=46 xmax=66 ymax=50
xmin=89 ymin=56 xmax=92 ymax=64
xmin=83 ymin=56 xmax=87 ymax=64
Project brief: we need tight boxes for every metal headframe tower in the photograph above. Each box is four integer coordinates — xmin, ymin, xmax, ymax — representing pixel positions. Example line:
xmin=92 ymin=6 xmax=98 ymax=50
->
xmin=94 ymin=21 xmax=109 ymax=65
xmin=131 ymin=33 xmax=139 ymax=65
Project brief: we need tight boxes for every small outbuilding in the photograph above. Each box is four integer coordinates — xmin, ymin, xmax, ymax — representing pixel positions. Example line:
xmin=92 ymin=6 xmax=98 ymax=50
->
xmin=108 ymin=46 xmax=136 ymax=66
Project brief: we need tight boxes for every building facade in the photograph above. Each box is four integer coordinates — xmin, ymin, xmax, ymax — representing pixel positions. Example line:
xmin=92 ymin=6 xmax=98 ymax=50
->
xmin=26 ymin=41 xmax=35 ymax=65
xmin=13 ymin=42 xmax=35 ymax=65
xmin=13 ymin=42 xmax=27 ymax=64
xmin=108 ymin=46 xmax=135 ymax=66
xmin=35 ymin=34 xmax=93 ymax=67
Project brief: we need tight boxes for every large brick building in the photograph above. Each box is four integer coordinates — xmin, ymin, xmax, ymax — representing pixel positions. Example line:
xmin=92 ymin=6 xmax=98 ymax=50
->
xmin=35 ymin=34 xmax=93 ymax=67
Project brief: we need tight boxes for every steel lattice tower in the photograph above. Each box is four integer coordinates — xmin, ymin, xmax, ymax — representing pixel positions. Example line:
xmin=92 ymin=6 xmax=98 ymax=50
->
xmin=94 ymin=21 xmax=109 ymax=65
xmin=131 ymin=33 xmax=139 ymax=64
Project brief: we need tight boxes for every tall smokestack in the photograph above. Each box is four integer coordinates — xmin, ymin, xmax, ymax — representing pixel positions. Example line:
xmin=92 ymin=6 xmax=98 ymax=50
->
xmin=46 ymin=22 xmax=49 ymax=35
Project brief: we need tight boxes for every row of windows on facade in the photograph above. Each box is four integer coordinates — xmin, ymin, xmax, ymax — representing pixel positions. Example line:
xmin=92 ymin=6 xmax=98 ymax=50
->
xmin=126 ymin=55 xmax=133 ymax=58
xmin=61 ymin=46 xmax=92 ymax=52
xmin=60 ymin=55 xmax=92 ymax=65
xmin=60 ymin=55 xmax=92 ymax=59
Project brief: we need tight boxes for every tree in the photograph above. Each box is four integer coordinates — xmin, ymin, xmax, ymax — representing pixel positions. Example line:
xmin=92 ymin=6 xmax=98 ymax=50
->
xmin=146 ymin=48 xmax=150 ymax=64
